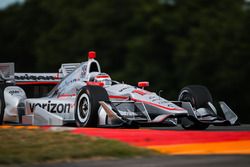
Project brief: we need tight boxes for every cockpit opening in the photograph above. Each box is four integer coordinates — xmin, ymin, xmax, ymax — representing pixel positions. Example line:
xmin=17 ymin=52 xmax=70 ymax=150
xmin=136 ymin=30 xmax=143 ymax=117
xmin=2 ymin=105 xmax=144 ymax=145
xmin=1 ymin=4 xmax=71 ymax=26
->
xmin=89 ymin=62 xmax=99 ymax=72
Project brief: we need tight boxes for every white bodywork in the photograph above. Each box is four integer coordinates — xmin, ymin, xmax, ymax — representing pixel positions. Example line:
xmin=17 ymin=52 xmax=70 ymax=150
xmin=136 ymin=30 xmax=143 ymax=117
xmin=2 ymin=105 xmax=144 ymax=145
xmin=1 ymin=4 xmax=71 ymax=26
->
xmin=0 ymin=52 xmax=239 ymax=128
xmin=4 ymin=86 xmax=26 ymax=122
xmin=2 ymin=55 xmax=188 ymax=126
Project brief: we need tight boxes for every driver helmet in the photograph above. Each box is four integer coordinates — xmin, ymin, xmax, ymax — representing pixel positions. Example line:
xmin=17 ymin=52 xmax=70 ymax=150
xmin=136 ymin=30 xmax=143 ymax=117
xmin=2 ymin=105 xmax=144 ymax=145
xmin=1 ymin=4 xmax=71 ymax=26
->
xmin=94 ymin=73 xmax=112 ymax=87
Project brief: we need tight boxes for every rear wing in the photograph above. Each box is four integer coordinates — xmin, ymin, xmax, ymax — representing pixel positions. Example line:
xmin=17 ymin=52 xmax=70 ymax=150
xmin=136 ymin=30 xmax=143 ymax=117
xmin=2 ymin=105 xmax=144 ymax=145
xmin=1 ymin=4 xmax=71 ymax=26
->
xmin=15 ymin=73 xmax=61 ymax=85
xmin=0 ymin=62 xmax=80 ymax=85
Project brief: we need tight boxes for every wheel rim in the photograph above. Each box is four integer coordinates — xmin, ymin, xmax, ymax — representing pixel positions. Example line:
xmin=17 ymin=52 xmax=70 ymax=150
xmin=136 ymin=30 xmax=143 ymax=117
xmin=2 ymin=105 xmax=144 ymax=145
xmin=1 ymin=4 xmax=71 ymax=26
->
xmin=77 ymin=93 xmax=91 ymax=123
xmin=179 ymin=90 xmax=209 ymax=130
xmin=178 ymin=90 xmax=196 ymax=108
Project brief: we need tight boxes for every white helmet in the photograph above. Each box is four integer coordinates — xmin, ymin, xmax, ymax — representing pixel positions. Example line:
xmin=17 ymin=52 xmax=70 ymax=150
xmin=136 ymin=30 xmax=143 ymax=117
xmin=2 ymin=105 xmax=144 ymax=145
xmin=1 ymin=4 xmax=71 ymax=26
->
xmin=94 ymin=73 xmax=112 ymax=87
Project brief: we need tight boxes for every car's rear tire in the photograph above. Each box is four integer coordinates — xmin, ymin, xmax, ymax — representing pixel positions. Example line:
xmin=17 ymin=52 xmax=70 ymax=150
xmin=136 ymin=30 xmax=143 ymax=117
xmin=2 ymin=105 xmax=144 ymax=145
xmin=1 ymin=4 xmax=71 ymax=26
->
xmin=178 ymin=85 xmax=212 ymax=130
xmin=75 ymin=86 xmax=109 ymax=127
xmin=0 ymin=88 xmax=5 ymax=125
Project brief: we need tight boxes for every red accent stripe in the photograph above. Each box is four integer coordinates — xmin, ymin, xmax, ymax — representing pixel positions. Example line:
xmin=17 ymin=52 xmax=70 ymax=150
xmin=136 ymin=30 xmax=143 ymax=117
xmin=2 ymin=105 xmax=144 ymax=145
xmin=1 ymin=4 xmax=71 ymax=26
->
xmin=131 ymin=98 xmax=185 ymax=111
xmin=95 ymin=75 xmax=110 ymax=79
xmin=132 ymin=89 xmax=147 ymax=95
xmin=86 ymin=81 xmax=104 ymax=87
xmin=58 ymin=94 xmax=76 ymax=98
xmin=109 ymin=95 xmax=129 ymax=100
xmin=16 ymin=81 xmax=59 ymax=85
xmin=54 ymin=73 xmax=61 ymax=80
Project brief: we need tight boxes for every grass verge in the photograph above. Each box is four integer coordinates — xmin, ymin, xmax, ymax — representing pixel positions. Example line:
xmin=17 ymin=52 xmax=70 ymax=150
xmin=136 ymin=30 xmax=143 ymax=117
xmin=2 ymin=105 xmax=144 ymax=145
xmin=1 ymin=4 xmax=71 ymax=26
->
xmin=0 ymin=128 xmax=157 ymax=165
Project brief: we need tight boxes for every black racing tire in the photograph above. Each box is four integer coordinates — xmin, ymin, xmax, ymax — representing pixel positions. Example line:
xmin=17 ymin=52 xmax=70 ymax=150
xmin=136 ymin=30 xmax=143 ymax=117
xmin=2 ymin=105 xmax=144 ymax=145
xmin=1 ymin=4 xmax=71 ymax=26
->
xmin=0 ymin=88 xmax=5 ymax=125
xmin=178 ymin=85 xmax=212 ymax=130
xmin=75 ymin=85 xmax=109 ymax=127
xmin=178 ymin=85 xmax=213 ymax=109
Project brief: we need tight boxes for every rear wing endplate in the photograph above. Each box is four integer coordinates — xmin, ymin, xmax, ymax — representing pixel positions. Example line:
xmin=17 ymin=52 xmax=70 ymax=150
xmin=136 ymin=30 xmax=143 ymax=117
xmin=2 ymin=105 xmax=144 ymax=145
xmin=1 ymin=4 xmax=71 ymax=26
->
xmin=0 ymin=63 xmax=15 ymax=83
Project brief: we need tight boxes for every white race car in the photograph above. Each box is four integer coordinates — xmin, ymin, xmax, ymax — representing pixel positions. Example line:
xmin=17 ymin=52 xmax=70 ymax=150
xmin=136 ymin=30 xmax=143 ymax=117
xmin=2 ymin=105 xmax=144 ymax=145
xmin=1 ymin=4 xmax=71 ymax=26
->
xmin=0 ymin=51 xmax=239 ymax=129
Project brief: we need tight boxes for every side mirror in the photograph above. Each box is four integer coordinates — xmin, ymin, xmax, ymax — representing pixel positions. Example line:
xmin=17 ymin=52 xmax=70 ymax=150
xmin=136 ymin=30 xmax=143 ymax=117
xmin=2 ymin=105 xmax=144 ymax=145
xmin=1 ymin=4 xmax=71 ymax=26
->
xmin=138 ymin=81 xmax=149 ymax=89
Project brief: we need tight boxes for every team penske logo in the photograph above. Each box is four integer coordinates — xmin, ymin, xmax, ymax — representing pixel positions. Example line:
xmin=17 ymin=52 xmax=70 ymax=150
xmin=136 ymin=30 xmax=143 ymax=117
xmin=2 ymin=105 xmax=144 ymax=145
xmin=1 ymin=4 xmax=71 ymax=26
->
xmin=29 ymin=101 xmax=71 ymax=113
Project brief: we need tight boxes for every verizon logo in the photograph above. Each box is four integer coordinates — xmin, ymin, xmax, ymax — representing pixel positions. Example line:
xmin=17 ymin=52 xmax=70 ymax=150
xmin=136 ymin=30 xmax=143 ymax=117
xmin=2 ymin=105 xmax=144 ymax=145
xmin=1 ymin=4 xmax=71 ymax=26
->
xmin=29 ymin=101 xmax=71 ymax=113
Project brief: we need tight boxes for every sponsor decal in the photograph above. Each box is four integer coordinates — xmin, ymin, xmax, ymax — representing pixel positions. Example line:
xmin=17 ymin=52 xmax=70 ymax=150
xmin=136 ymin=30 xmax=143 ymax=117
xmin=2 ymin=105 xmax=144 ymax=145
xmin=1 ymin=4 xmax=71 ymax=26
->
xmin=80 ymin=65 xmax=87 ymax=78
xmin=119 ymin=86 xmax=131 ymax=92
xmin=65 ymin=78 xmax=80 ymax=85
xmin=15 ymin=74 xmax=55 ymax=81
xmin=9 ymin=90 xmax=20 ymax=95
xmin=29 ymin=101 xmax=71 ymax=113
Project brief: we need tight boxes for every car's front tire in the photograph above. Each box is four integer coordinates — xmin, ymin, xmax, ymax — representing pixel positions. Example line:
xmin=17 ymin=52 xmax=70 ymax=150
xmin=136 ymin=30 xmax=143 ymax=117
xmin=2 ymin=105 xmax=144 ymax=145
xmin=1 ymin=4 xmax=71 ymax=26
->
xmin=75 ymin=86 xmax=109 ymax=127
xmin=178 ymin=85 xmax=212 ymax=130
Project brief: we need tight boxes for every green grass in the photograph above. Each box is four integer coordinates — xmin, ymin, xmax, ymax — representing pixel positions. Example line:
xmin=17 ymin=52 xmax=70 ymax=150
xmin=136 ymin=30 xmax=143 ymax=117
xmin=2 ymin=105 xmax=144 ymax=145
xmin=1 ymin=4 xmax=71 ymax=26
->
xmin=0 ymin=128 xmax=157 ymax=165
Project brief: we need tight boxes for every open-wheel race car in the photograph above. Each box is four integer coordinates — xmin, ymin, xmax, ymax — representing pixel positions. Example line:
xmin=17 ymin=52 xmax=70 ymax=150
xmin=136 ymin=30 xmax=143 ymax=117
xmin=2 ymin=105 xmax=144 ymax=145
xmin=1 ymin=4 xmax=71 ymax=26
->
xmin=0 ymin=51 xmax=239 ymax=130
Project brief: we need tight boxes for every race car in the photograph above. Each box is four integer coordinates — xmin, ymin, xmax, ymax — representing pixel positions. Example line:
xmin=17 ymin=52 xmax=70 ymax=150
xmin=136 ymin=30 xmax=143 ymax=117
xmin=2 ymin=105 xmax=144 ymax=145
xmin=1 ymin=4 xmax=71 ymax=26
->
xmin=0 ymin=51 xmax=239 ymax=130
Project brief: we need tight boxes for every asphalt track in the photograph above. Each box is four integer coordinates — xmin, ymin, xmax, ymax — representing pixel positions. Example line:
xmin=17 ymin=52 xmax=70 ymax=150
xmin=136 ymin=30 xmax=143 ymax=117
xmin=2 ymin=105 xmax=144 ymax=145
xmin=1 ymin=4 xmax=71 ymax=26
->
xmin=1 ymin=124 xmax=250 ymax=167
xmin=25 ymin=155 xmax=250 ymax=167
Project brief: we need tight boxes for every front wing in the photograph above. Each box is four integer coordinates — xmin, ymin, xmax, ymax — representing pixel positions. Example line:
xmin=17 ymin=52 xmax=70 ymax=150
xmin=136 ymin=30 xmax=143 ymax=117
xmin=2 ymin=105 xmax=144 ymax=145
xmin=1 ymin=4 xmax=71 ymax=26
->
xmin=98 ymin=100 xmax=239 ymax=128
